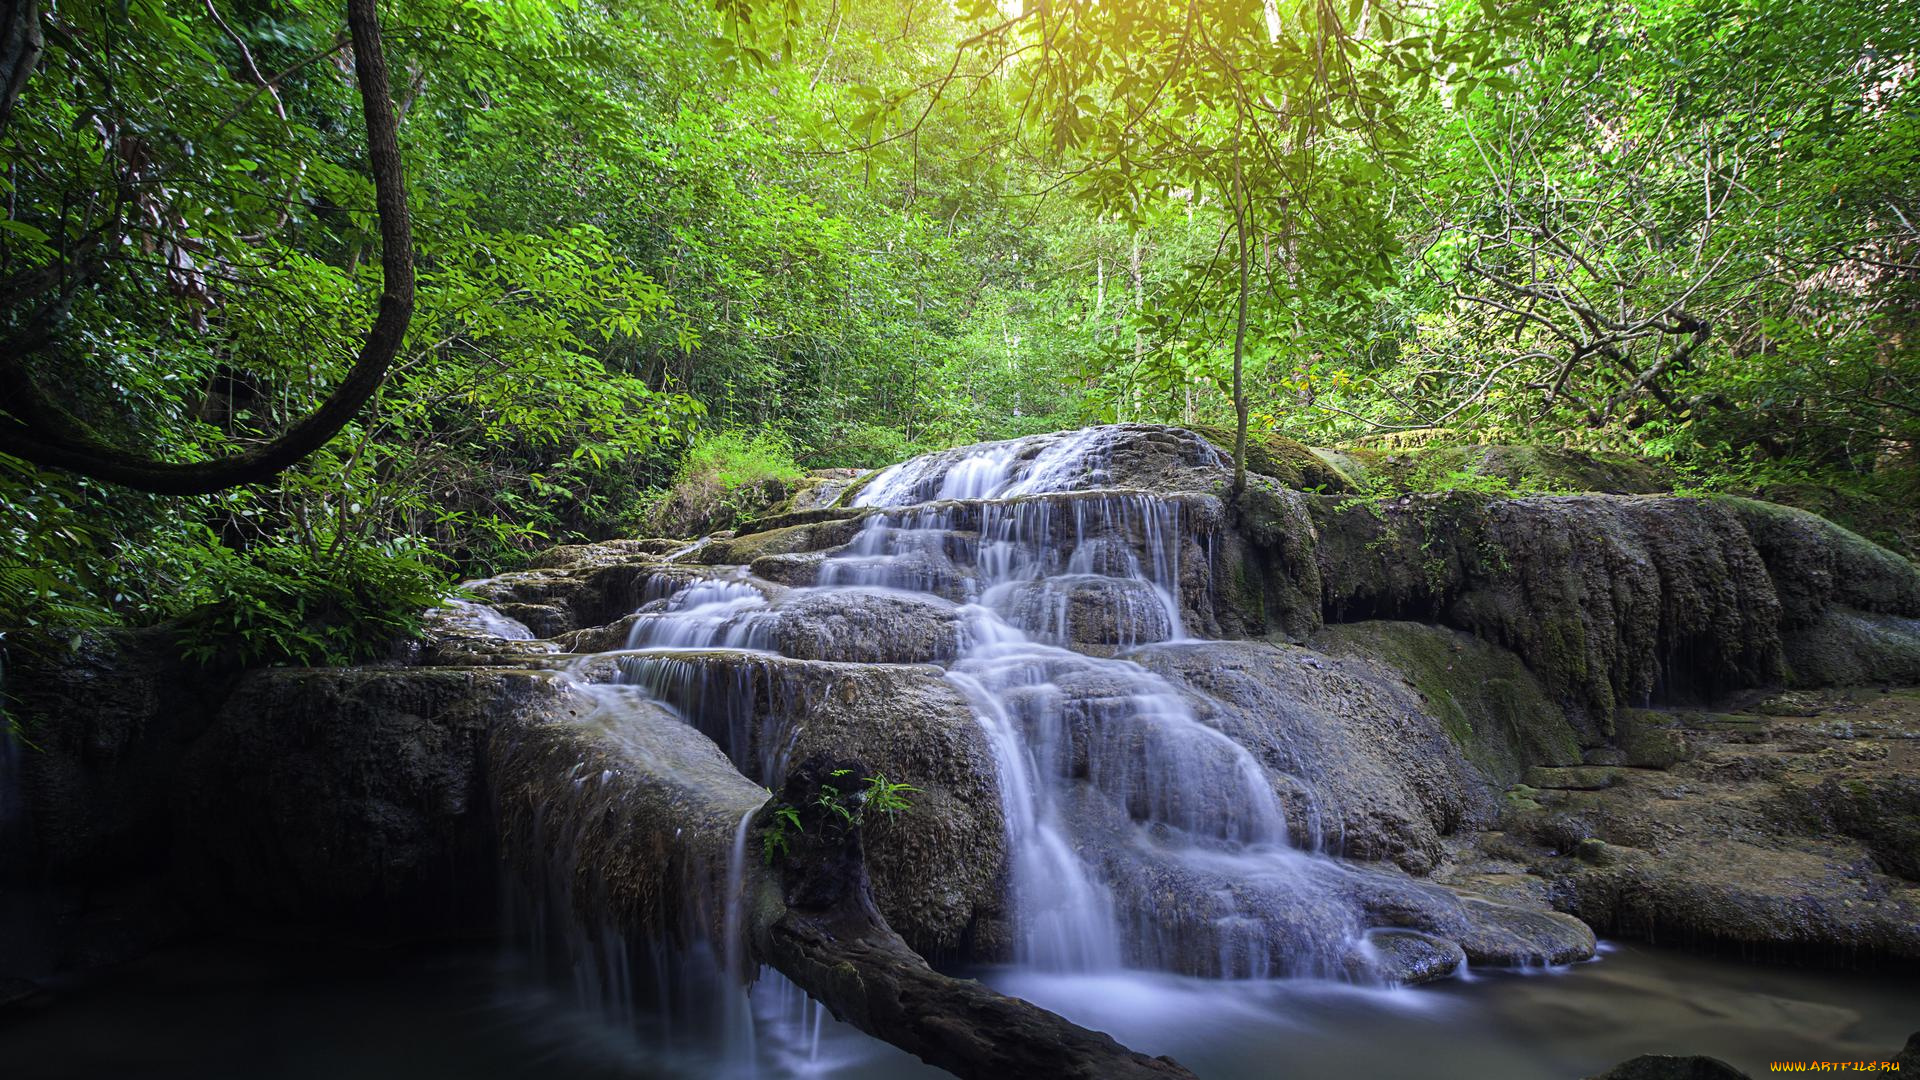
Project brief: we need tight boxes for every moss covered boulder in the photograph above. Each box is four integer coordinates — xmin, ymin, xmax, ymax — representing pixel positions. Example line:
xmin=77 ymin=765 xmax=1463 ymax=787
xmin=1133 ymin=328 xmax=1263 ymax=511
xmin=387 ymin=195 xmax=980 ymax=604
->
xmin=1306 ymin=493 xmax=1791 ymax=737
xmin=1314 ymin=621 xmax=1582 ymax=786
xmin=1190 ymin=423 xmax=1355 ymax=493
xmin=1341 ymin=443 xmax=1677 ymax=496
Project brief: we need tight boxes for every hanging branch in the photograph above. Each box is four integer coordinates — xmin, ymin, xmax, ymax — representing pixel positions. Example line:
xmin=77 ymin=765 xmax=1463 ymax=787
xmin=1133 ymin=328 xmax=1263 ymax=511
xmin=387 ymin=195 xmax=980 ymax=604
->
xmin=0 ymin=0 xmax=414 ymax=496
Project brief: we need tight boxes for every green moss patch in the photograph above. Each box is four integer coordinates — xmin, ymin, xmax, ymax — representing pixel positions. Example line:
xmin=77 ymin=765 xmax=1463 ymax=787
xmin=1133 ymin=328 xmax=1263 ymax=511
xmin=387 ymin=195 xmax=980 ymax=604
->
xmin=1191 ymin=423 xmax=1355 ymax=493
xmin=1314 ymin=621 xmax=1582 ymax=787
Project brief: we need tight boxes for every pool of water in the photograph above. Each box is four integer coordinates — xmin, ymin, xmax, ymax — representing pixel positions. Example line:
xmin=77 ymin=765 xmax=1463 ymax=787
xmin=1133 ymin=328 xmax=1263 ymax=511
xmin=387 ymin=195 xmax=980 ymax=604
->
xmin=978 ymin=943 xmax=1918 ymax=1079
xmin=0 ymin=939 xmax=1912 ymax=1079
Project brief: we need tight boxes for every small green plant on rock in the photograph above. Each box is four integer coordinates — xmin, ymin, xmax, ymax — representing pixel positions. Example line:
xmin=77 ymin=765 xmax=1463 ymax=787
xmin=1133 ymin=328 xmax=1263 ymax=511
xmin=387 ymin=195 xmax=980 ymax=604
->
xmin=762 ymin=804 xmax=804 ymax=864
xmin=761 ymin=770 xmax=919 ymax=865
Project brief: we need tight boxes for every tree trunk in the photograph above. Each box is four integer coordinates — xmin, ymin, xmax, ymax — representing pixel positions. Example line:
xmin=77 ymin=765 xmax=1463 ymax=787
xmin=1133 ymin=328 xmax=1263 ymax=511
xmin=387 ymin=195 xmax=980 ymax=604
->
xmin=1229 ymin=139 xmax=1252 ymax=498
xmin=0 ymin=0 xmax=42 ymax=134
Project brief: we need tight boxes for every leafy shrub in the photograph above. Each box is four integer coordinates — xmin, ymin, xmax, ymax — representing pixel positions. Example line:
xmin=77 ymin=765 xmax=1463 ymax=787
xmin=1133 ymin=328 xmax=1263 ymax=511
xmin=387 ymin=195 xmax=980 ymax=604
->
xmin=802 ymin=422 xmax=927 ymax=471
xmin=643 ymin=429 xmax=805 ymax=538
xmin=0 ymin=454 xmax=200 ymax=633
xmin=172 ymin=542 xmax=447 ymax=668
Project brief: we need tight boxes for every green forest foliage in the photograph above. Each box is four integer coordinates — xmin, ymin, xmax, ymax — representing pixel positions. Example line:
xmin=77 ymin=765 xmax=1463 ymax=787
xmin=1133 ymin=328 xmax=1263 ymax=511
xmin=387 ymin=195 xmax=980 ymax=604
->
xmin=1 ymin=0 xmax=1915 ymax=663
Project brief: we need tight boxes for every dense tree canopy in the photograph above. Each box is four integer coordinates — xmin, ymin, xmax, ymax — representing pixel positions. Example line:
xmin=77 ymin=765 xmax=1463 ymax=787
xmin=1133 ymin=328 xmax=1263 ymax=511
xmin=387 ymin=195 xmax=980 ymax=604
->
xmin=1 ymin=0 xmax=1915 ymax=661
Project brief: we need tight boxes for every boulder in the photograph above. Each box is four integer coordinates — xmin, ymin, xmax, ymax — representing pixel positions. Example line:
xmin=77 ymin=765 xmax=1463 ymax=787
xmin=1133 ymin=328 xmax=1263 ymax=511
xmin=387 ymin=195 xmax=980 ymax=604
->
xmin=1364 ymin=928 xmax=1465 ymax=984
xmin=1132 ymin=639 xmax=1490 ymax=874
xmin=1507 ymin=690 xmax=1920 ymax=962
xmin=175 ymin=666 xmax=571 ymax=929
xmin=1188 ymin=423 xmax=1355 ymax=493
xmin=693 ymin=515 xmax=868 ymax=566
xmin=1782 ymin=609 xmax=1920 ymax=687
xmin=758 ymin=587 xmax=965 ymax=665
xmin=4 ymin=629 xmax=225 ymax=879
xmin=1723 ymin=496 xmax=1920 ymax=622
xmin=461 ymin=559 xmax=663 ymax=636
xmin=1314 ymin=621 xmax=1583 ymax=786
xmin=1310 ymin=493 xmax=1789 ymax=737
xmin=575 ymin=652 xmax=1007 ymax=959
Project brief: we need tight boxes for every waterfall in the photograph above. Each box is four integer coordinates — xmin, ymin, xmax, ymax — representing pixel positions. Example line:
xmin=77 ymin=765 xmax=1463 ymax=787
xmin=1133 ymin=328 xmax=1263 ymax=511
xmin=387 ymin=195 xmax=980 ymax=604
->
xmin=622 ymin=575 xmax=772 ymax=651
xmin=771 ymin=427 xmax=1365 ymax=980
xmin=444 ymin=598 xmax=537 ymax=640
xmin=721 ymin=809 xmax=758 ymax=1075
xmin=493 ymin=424 xmax=1405 ymax=1071
xmin=498 ymin=674 xmax=934 ymax=1079
xmin=945 ymin=666 xmax=1123 ymax=971
xmin=560 ymin=427 xmax=1377 ymax=981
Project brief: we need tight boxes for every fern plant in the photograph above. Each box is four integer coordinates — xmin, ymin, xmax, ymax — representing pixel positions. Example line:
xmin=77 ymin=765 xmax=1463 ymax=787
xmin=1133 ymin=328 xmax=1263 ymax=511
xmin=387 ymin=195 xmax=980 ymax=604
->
xmin=760 ymin=771 xmax=920 ymax=866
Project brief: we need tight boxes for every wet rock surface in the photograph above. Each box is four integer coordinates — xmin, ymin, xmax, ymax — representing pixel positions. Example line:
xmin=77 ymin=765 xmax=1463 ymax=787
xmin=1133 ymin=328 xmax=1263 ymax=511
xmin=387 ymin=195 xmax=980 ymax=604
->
xmin=178 ymin=667 xmax=570 ymax=928
xmin=1476 ymin=687 xmax=1920 ymax=962
xmin=755 ymin=587 xmax=966 ymax=664
xmin=1132 ymin=638 xmax=1492 ymax=873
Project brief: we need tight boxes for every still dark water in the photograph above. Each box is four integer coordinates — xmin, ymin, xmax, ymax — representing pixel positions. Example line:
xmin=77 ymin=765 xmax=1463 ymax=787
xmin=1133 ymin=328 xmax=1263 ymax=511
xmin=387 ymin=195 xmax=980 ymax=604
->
xmin=1 ymin=938 xmax=1913 ymax=1079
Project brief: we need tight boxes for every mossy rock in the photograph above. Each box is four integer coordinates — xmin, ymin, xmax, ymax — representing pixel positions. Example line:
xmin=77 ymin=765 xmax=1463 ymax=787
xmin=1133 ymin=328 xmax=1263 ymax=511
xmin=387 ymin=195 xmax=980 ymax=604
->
xmin=644 ymin=473 xmax=795 ymax=540
xmin=1782 ymin=609 xmax=1920 ymax=688
xmin=1312 ymin=621 xmax=1582 ymax=787
xmin=1718 ymin=495 xmax=1920 ymax=622
xmin=1190 ymin=423 xmax=1355 ymax=493
xmin=1613 ymin=710 xmax=1691 ymax=769
xmin=733 ymin=505 xmax=864 ymax=537
xmin=758 ymin=468 xmax=870 ymax=519
xmin=1574 ymin=837 xmax=1616 ymax=865
xmin=1660 ymin=709 xmax=1772 ymax=739
xmin=1777 ymin=775 xmax=1920 ymax=881
xmin=1750 ymin=472 xmax=1920 ymax=563
xmin=692 ymin=517 xmax=865 ymax=565
xmin=1503 ymin=784 xmax=1545 ymax=812
xmin=830 ymin=468 xmax=884 ymax=508
xmin=1340 ymin=444 xmax=1675 ymax=496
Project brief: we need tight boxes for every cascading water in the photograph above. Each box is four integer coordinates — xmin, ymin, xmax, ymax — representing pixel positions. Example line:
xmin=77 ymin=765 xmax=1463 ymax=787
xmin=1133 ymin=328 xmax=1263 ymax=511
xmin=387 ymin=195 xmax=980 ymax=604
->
xmin=829 ymin=427 xmax=1377 ymax=980
xmin=500 ymin=662 xmax=939 ymax=1080
xmin=491 ymin=425 xmax=1435 ymax=1074
xmin=444 ymin=598 xmax=538 ymax=641
xmin=622 ymin=575 xmax=773 ymax=651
